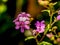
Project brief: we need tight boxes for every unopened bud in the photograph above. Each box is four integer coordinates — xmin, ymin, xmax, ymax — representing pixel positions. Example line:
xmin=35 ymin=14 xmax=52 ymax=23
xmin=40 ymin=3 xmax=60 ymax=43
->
xmin=30 ymin=18 xmax=34 ymax=21
xmin=24 ymin=30 xmax=32 ymax=37
xmin=38 ymin=0 xmax=49 ymax=6
xmin=50 ymin=36 xmax=55 ymax=40
xmin=52 ymin=26 xmax=57 ymax=30
xmin=53 ymin=40 xmax=57 ymax=44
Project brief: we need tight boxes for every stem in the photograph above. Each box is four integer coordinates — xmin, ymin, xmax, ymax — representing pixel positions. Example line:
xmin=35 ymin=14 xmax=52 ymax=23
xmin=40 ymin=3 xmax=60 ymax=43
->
xmin=35 ymin=33 xmax=39 ymax=45
xmin=50 ymin=15 xmax=52 ymax=26
xmin=30 ymin=29 xmax=39 ymax=45
xmin=51 ymin=20 xmax=57 ymax=26
xmin=39 ymin=5 xmax=54 ymax=42
xmin=39 ymin=35 xmax=45 ymax=42
xmin=35 ymin=38 xmax=39 ymax=45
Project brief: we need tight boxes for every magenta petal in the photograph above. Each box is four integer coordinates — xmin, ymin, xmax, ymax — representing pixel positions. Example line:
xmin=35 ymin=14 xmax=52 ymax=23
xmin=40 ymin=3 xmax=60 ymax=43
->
xmin=26 ymin=14 xmax=31 ymax=17
xmin=35 ymin=21 xmax=40 ymax=27
xmin=39 ymin=29 xmax=44 ymax=33
xmin=15 ymin=21 xmax=20 ymax=25
xmin=41 ymin=24 xmax=45 ymax=29
xmin=25 ymin=21 xmax=30 ymax=24
xmin=13 ymin=18 xmax=18 ymax=22
xmin=36 ymin=30 xmax=40 ymax=32
xmin=26 ymin=17 xmax=30 ymax=20
xmin=57 ymin=15 xmax=60 ymax=20
xmin=21 ymin=27 xmax=24 ymax=33
xmin=36 ymin=27 xmax=44 ymax=33
xmin=25 ymin=25 xmax=30 ymax=29
xmin=15 ymin=26 xmax=19 ymax=29
xmin=36 ymin=27 xmax=40 ymax=30
xmin=41 ymin=20 xmax=45 ymax=24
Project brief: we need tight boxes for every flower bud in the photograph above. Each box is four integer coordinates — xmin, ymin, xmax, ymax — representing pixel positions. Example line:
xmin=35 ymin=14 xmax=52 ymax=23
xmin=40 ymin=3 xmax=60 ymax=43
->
xmin=50 ymin=36 xmax=55 ymax=41
xmin=52 ymin=26 xmax=57 ymax=30
xmin=38 ymin=0 xmax=49 ymax=6
xmin=30 ymin=18 xmax=34 ymax=22
xmin=24 ymin=30 xmax=32 ymax=37
xmin=53 ymin=40 xmax=57 ymax=44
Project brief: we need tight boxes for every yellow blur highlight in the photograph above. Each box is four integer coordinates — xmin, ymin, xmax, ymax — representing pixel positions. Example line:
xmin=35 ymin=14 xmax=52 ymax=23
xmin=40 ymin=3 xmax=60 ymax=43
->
xmin=2 ymin=0 xmax=8 ymax=2
xmin=0 ymin=4 xmax=7 ymax=14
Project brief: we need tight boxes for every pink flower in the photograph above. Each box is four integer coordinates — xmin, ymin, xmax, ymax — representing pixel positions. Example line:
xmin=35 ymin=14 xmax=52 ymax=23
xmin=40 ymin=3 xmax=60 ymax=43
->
xmin=35 ymin=20 xmax=45 ymax=33
xmin=57 ymin=10 xmax=60 ymax=20
xmin=32 ymin=30 xmax=38 ymax=35
xmin=57 ymin=15 xmax=60 ymax=20
xmin=58 ymin=10 xmax=60 ymax=15
xmin=13 ymin=12 xmax=31 ymax=33
xmin=46 ymin=33 xmax=54 ymax=38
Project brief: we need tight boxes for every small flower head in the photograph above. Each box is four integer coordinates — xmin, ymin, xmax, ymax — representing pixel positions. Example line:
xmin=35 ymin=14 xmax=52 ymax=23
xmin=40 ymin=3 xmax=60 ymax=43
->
xmin=35 ymin=20 xmax=45 ymax=33
xmin=57 ymin=15 xmax=60 ymax=20
xmin=46 ymin=33 xmax=54 ymax=39
xmin=57 ymin=10 xmax=60 ymax=20
xmin=13 ymin=12 xmax=31 ymax=33
xmin=46 ymin=33 xmax=55 ymax=40
xmin=32 ymin=30 xmax=38 ymax=35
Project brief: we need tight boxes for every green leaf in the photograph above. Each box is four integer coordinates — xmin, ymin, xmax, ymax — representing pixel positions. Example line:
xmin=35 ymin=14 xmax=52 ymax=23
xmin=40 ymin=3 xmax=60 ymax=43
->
xmin=39 ymin=41 xmax=52 ymax=45
xmin=25 ymin=36 xmax=34 ymax=41
xmin=41 ymin=10 xmax=50 ymax=15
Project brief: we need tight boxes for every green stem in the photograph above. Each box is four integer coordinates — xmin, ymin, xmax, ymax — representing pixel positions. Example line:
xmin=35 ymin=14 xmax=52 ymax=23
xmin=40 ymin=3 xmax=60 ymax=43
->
xmin=50 ymin=15 xmax=52 ymax=26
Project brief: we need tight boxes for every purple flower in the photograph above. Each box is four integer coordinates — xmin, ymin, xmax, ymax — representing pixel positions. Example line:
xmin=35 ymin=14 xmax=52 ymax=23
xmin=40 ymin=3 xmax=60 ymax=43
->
xmin=57 ymin=10 xmax=60 ymax=20
xmin=57 ymin=15 xmax=60 ymax=20
xmin=35 ymin=20 xmax=45 ymax=33
xmin=13 ymin=12 xmax=31 ymax=33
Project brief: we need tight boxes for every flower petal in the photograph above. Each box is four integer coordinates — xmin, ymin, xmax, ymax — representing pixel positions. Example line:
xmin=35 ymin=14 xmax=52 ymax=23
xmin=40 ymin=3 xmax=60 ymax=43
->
xmin=41 ymin=24 xmax=45 ymax=28
xmin=20 ymin=27 xmax=24 ymax=33
xmin=26 ymin=17 xmax=30 ymax=20
xmin=25 ymin=21 xmax=30 ymax=24
xmin=13 ymin=18 xmax=18 ymax=22
xmin=40 ymin=28 xmax=44 ymax=33
xmin=57 ymin=15 xmax=60 ymax=20
xmin=26 ymin=14 xmax=31 ymax=17
xmin=15 ymin=26 xmax=20 ymax=29
xmin=41 ymin=20 xmax=45 ymax=24
xmin=35 ymin=21 xmax=40 ymax=27
xmin=46 ymin=33 xmax=54 ymax=38
xmin=15 ymin=21 xmax=20 ymax=25
xmin=19 ymin=17 xmax=23 ymax=21
xmin=25 ymin=25 xmax=30 ymax=29
xmin=32 ymin=30 xmax=36 ymax=35
xmin=22 ymin=17 xmax=27 ymax=21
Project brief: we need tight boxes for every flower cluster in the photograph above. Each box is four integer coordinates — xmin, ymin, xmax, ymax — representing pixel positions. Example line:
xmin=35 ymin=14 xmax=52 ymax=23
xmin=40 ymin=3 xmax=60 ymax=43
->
xmin=13 ymin=10 xmax=60 ymax=45
xmin=33 ymin=20 xmax=45 ymax=35
xmin=13 ymin=12 xmax=31 ymax=33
